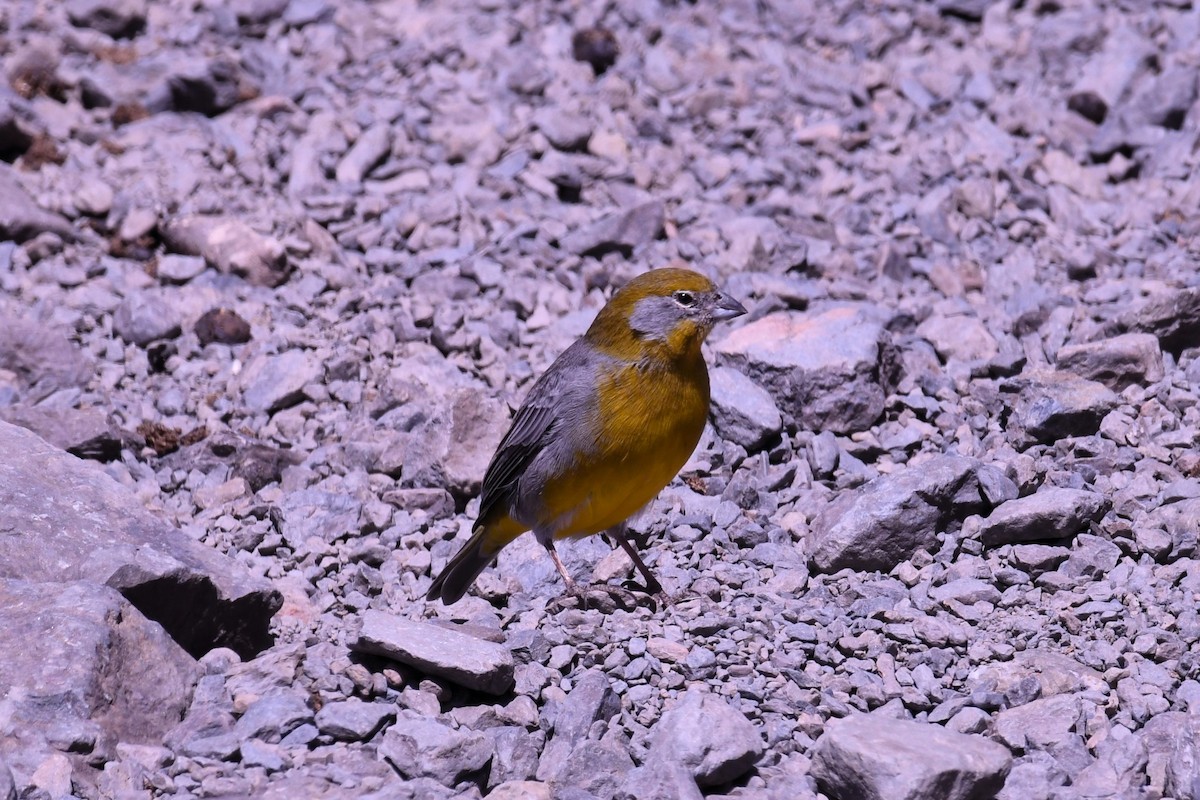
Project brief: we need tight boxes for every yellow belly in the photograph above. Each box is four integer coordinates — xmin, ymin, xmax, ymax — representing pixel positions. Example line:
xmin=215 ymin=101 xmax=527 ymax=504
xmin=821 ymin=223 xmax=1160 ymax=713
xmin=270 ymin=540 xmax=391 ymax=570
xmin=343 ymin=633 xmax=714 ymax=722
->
xmin=541 ymin=360 xmax=708 ymax=538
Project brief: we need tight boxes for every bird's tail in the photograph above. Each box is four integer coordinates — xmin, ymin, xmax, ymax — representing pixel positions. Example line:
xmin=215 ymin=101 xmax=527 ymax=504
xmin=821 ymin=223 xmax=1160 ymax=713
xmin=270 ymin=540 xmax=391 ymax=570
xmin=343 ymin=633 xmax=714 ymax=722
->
xmin=426 ymin=525 xmax=499 ymax=605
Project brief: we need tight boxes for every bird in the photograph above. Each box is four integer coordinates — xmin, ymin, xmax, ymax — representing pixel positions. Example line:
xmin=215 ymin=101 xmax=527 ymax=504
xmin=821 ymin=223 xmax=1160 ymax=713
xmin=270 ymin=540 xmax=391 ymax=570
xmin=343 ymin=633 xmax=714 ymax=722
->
xmin=426 ymin=267 xmax=747 ymax=605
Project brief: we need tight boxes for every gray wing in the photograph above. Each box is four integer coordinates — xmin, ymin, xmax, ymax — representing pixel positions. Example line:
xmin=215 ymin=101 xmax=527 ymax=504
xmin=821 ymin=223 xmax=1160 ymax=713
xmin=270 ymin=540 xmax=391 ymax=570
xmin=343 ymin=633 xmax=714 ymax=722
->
xmin=476 ymin=340 xmax=597 ymax=525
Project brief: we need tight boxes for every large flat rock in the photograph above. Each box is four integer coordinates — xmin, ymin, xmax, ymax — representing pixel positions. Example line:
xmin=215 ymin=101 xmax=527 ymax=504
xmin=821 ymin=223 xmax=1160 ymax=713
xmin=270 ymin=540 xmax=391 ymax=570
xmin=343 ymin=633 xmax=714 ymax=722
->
xmin=0 ymin=421 xmax=280 ymax=658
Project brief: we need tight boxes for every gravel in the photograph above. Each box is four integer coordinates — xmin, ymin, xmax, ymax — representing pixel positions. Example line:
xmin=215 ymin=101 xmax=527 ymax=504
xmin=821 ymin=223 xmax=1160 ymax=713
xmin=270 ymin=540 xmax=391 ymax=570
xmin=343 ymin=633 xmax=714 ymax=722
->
xmin=3 ymin=0 xmax=1200 ymax=796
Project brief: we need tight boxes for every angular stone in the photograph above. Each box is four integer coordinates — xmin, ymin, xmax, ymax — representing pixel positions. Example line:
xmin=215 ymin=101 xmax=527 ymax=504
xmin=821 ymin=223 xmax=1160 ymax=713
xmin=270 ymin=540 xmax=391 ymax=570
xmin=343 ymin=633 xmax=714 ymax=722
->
xmin=0 ymin=405 xmax=121 ymax=461
xmin=1068 ymin=27 xmax=1154 ymax=125
xmin=1062 ymin=534 xmax=1122 ymax=579
xmin=161 ymin=214 xmax=290 ymax=287
xmin=353 ymin=611 xmax=514 ymax=694
xmin=929 ymin=578 xmax=1001 ymax=606
xmin=336 ymin=123 xmax=391 ymax=184
xmin=559 ymin=201 xmax=664 ymax=257
xmin=112 ymin=289 xmax=183 ymax=346
xmin=617 ymin=760 xmax=704 ymax=800
xmin=537 ymin=670 xmax=622 ymax=781
xmin=0 ymin=421 xmax=280 ymax=658
xmin=65 ymin=0 xmax=147 ymax=38
xmin=646 ymin=689 xmax=763 ymax=788
xmin=1056 ymin=333 xmax=1164 ymax=390
xmin=708 ymin=366 xmax=783 ymax=451
xmin=969 ymin=652 xmax=1107 ymax=708
xmin=378 ymin=711 xmax=493 ymax=785
xmin=551 ymin=738 xmax=635 ymax=800
xmin=551 ymin=670 xmax=621 ymax=746
xmin=156 ymin=254 xmax=207 ymax=283
xmin=238 ymin=350 xmax=322 ymax=414
xmin=1108 ymin=286 xmax=1200 ymax=356
xmin=1011 ymin=371 xmax=1118 ymax=445
xmin=235 ymin=692 xmax=313 ymax=743
xmin=490 ymin=781 xmax=552 ymax=800
xmin=0 ymin=308 xmax=93 ymax=402
xmin=314 ymin=699 xmax=397 ymax=742
xmin=812 ymin=715 xmax=1010 ymax=800
xmin=978 ymin=488 xmax=1110 ymax=547
xmin=0 ymin=579 xmax=198 ymax=783
xmin=809 ymin=455 xmax=988 ymax=573
xmin=993 ymin=694 xmax=1081 ymax=750
xmin=716 ymin=308 xmax=896 ymax=434
xmin=917 ymin=313 xmax=998 ymax=363
xmin=0 ymin=164 xmax=72 ymax=243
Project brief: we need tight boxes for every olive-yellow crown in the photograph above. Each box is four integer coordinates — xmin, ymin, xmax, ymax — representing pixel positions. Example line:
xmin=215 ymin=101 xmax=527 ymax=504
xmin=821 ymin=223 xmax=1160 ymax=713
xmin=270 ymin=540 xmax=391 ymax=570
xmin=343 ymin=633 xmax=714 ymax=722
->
xmin=584 ymin=268 xmax=746 ymax=361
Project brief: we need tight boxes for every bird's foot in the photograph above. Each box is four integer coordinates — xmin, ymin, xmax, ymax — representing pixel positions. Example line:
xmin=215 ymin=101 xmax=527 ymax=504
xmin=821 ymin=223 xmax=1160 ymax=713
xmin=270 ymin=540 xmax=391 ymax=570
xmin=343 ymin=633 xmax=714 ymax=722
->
xmin=548 ymin=582 xmax=658 ymax=613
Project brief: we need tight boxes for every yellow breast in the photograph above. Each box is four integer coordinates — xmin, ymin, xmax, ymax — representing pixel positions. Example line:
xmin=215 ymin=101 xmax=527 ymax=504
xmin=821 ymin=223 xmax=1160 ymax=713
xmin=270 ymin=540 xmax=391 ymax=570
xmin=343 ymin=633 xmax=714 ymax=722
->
xmin=541 ymin=357 xmax=709 ymax=538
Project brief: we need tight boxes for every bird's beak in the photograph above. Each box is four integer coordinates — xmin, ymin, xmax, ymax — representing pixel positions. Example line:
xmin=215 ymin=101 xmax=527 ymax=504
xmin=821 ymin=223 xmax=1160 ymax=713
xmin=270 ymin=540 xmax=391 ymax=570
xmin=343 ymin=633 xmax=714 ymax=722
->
xmin=710 ymin=291 xmax=748 ymax=322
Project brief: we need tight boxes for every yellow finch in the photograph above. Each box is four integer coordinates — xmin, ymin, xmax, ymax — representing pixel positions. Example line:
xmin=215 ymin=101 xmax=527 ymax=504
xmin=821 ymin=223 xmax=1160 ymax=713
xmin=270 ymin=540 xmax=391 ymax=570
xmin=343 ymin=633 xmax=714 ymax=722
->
xmin=427 ymin=268 xmax=746 ymax=604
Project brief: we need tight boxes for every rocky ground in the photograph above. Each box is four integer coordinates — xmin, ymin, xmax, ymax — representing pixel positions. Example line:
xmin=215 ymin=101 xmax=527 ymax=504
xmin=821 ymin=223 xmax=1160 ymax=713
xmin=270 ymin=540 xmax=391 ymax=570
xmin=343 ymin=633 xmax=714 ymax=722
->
xmin=2 ymin=0 xmax=1200 ymax=797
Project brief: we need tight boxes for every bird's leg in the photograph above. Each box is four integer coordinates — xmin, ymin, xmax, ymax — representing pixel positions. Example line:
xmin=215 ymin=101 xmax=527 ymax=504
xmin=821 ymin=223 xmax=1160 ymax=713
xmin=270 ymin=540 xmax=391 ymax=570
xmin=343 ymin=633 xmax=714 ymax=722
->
xmin=545 ymin=541 xmax=578 ymax=594
xmin=607 ymin=524 xmax=663 ymax=595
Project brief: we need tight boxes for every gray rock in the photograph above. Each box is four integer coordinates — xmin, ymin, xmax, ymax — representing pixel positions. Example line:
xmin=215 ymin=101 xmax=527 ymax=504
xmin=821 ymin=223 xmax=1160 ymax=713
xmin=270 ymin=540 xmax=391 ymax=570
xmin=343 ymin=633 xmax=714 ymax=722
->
xmin=1135 ymin=64 xmax=1197 ymax=129
xmin=1062 ymin=534 xmax=1122 ymax=579
xmin=156 ymin=254 xmax=207 ymax=283
xmin=353 ymin=610 xmax=515 ymax=694
xmin=978 ymin=488 xmax=1110 ymax=547
xmin=716 ymin=308 xmax=896 ymax=434
xmin=241 ymin=739 xmax=289 ymax=772
xmin=0 ymin=579 xmax=198 ymax=781
xmin=1068 ymin=26 xmax=1154 ymax=125
xmin=65 ymin=0 xmax=147 ymax=37
xmin=533 ymin=109 xmax=593 ymax=152
xmin=165 ymin=57 xmax=252 ymax=116
xmin=0 ymin=405 xmax=121 ymax=461
xmin=161 ymin=215 xmax=290 ymax=287
xmin=0 ymin=310 xmax=93 ymax=402
xmin=0 ymin=164 xmax=73 ymax=243
xmin=491 ymin=781 xmax=552 ymax=800
xmin=74 ymin=177 xmax=114 ymax=216
xmin=809 ymin=455 xmax=988 ymax=573
xmin=996 ymin=753 xmax=1068 ymax=800
xmin=0 ymin=757 xmax=12 ymax=800
xmin=929 ymin=578 xmax=1001 ymax=606
xmin=550 ymin=670 xmax=621 ymax=747
xmin=1008 ymin=544 xmax=1071 ymax=574
xmin=488 ymin=727 xmax=543 ymax=787
xmin=336 ymin=123 xmax=392 ymax=184
xmin=917 ymin=312 xmax=998 ymax=363
xmin=811 ymin=714 xmax=1010 ymax=800
xmin=708 ymin=366 xmax=783 ymax=451
xmin=1146 ymin=498 xmax=1200 ymax=559
xmin=239 ymin=349 xmax=322 ymax=414
xmin=283 ymin=0 xmax=333 ymax=26
xmin=559 ymin=201 xmax=664 ymax=257
xmin=1108 ymin=286 xmax=1200 ymax=355
xmin=0 ymin=421 xmax=280 ymax=658
xmin=315 ymin=699 xmax=397 ymax=741
xmin=617 ymin=761 xmax=703 ymax=800
xmin=1011 ymin=371 xmax=1118 ymax=444
xmin=646 ymin=689 xmax=763 ymax=788
xmin=551 ymin=738 xmax=635 ymax=800
xmin=993 ymin=694 xmax=1081 ymax=750
xmin=234 ymin=692 xmax=313 ymax=743
xmin=1056 ymin=333 xmax=1164 ymax=390
xmin=378 ymin=711 xmax=494 ymax=785
xmin=112 ymin=289 xmax=183 ymax=346
xmin=538 ymin=670 xmax=622 ymax=781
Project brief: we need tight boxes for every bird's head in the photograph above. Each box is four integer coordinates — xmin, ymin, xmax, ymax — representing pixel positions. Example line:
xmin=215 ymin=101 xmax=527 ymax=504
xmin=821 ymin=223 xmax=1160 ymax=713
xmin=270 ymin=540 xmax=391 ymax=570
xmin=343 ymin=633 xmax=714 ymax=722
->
xmin=585 ymin=268 xmax=747 ymax=362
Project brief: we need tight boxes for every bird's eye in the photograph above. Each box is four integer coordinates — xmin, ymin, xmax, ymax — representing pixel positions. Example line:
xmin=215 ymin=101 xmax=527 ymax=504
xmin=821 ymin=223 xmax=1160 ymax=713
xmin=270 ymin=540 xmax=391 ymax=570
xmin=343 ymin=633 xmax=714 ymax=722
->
xmin=672 ymin=290 xmax=696 ymax=307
